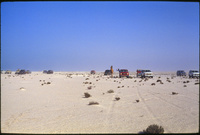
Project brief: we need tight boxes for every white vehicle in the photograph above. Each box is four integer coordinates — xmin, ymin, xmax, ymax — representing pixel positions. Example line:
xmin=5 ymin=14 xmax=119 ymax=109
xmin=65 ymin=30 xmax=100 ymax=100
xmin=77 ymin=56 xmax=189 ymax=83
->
xmin=189 ymin=70 xmax=199 ymax=78
xmin=141 ymin=70 xmax=153 ymax=78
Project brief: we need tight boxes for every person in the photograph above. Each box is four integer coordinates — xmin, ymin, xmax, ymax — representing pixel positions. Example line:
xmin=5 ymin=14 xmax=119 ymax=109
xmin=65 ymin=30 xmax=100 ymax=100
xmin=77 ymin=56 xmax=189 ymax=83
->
xmin=110 ymin=66 xmax=114 ymax=78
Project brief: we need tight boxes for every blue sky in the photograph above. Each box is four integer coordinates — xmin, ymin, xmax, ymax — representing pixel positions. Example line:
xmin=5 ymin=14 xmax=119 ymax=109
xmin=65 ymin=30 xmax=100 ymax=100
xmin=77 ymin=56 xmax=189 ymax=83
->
xmin=1 ymin=2 xmax=199 ymax=72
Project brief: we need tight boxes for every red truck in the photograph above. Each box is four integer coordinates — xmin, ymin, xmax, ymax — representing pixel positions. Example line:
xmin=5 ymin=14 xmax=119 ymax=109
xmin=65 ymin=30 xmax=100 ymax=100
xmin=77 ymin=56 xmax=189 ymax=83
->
xmin=90 ymin=70 xmax=96 ymax=74
xmin=119 ymin=69 xmax=129 ymax=78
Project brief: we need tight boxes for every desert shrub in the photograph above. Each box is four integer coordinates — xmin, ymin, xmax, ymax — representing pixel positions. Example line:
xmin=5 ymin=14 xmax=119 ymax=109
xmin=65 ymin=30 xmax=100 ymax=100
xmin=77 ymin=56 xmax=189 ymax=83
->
xmin=136 ymin=100 xmax=140 ymax=103
xmin=167 ymin=80 xmax=171 ymax=82
xmin=134 ymin=80 xmax=137 ymax=82
xmin=84 ymin=92 xmax=91 ymax=98
xmin=172 ymin=92 xmax=178 ymax=95
xmin=186 ymin=80 xmax=190 ymax=83
xmin=117 ymin=86 xmax=120 ymax=88
xmin=115 ymin=97 xmax=120 ymax=101
xmin=88 ymin=101 xmax=99 ymax=105
xmin=143 ymin=124 xmax=164 ymax=134
xmin=195 ymin=82 xmax=199 ymax=85
xmin=107 ymin=89 xmax=114 ymax=93
xmin=85 ymin=78 xmax=89 ymax=80
xmin=47 ymin=82 xmax=51 ymax=84
xmin=87 ymin=86 xmax=92 ymax=90
xmin=151 ymin=83 xmax=155 ymax=86
xmin=157 ymin=80 xmax=161 ymax=82
xmin=184 ymin=85 xmax=187 ymax=87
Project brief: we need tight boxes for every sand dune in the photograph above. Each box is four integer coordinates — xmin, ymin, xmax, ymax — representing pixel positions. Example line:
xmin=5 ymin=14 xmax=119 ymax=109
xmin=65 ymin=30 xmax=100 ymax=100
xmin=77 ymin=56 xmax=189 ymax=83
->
xmin=1 ymin=72 xmax=199 ymax=133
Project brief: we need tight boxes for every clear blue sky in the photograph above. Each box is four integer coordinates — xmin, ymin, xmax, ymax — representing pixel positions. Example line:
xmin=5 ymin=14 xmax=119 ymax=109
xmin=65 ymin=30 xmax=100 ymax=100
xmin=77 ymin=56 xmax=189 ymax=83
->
xmin=1 ymin=2 xmax=199 ymax=72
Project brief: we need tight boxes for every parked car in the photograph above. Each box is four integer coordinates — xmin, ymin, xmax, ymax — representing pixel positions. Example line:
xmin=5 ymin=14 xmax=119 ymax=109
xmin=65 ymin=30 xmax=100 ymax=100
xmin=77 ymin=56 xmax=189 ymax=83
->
xmin=189 ymin=70 xmax=199 ymax=78
xmin=104 ymin=70 xmax=112 ymax=75
xmin=119 ymin=69 xmax=129 ymax=78
xmin=26 ymin=70 xmax=31 ymax=74
xmin=90 ymin=70 xmax=96 ymax=74
xmin=5 ymin=70 xmax=12 ymax=74
xmin=136 ymin=69 xmax=144 ymax=77
xmin=43 ymin=70 xmax=48 ymax=73
xmin=177 ymin=70 xmax=186 ymax=76
xmin=18 ymin=69 xmax=26 ymax=74
xmin=15 ymin=69 xmax=20 ymax=74
xmin=141 ymin=70 xmax=153 ymax=78
xmin=47 ymin=70 xmax=53 ymax=74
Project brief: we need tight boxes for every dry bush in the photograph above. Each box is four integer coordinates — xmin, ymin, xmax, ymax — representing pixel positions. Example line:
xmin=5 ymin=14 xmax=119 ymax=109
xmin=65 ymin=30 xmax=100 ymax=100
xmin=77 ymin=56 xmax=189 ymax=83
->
xmin=84 ymin=92 xmax=91 ymax=98
xmin=85 ymin=78 xmax=89 ymax=80
xmin=172 ymin=92 xmax=178 ymax=95
xmin=115 ymin=97 xmax=120 ymax=101
xmin=195 ymin=82 xmax=199 ymax=85
xmin=88 ymin=101 xmax=99 ymax=105
xmin=83 ymin=82 xmax=89 ymax=84
xmin=134 ymin=80 xmax=137 ymax=82
xmin=143 ymin=124 xmax=164 ymax=134
xmin=151 ymin=83 xmax=155 ymax=86
xmin=136 ymin=100 xmax=140 ymax=103
xmin=157 ymin=80 xmax=162 ymax=82
xmin=117 ymin=86 xmax=120 ymax=88
xmin=122 ymin=85 xmax=124 ymax=87
xmin=167 ymin=80 xmax=171 ymax=82
xmin=183 ymin=85 xmax=187 ymax=87
xmin=87 ymin=86 xmax=92 ymax=90
xmin=47 ymin=82 xmax=51 ymax=84
xmin=107 ymin=89 xmax=114 ymax=93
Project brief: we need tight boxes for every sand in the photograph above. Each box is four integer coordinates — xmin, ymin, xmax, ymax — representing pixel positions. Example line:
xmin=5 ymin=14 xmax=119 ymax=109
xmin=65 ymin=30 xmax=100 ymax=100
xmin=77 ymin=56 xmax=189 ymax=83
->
xmin=1 ymin=72 xmax=199 ymax=133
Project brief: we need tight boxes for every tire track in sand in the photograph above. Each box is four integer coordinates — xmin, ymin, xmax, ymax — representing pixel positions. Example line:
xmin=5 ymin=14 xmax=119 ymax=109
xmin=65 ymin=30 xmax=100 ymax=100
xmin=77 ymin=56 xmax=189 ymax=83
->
xmin=136 ymin=85 xmax=172 ymax=133
xmin=104 ymin=92 xmax=118 ymax=132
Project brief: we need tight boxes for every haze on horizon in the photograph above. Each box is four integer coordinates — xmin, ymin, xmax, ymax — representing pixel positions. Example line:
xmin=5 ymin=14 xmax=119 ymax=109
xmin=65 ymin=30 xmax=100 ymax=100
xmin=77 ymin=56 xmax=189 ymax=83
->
xmin=1 ymin=2 xmax=199 ymax=72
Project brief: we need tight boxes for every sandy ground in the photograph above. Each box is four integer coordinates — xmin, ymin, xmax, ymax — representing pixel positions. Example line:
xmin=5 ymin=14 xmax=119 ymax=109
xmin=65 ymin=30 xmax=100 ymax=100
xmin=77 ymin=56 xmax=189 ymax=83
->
xmin=1 ymin=72 xmax=199 ymax=133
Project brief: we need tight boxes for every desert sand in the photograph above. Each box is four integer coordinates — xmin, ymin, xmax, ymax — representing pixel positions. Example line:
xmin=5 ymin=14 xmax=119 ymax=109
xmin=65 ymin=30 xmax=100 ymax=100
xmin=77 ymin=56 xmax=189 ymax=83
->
xmin=1 ymin=72 xmax=199 ymax=133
